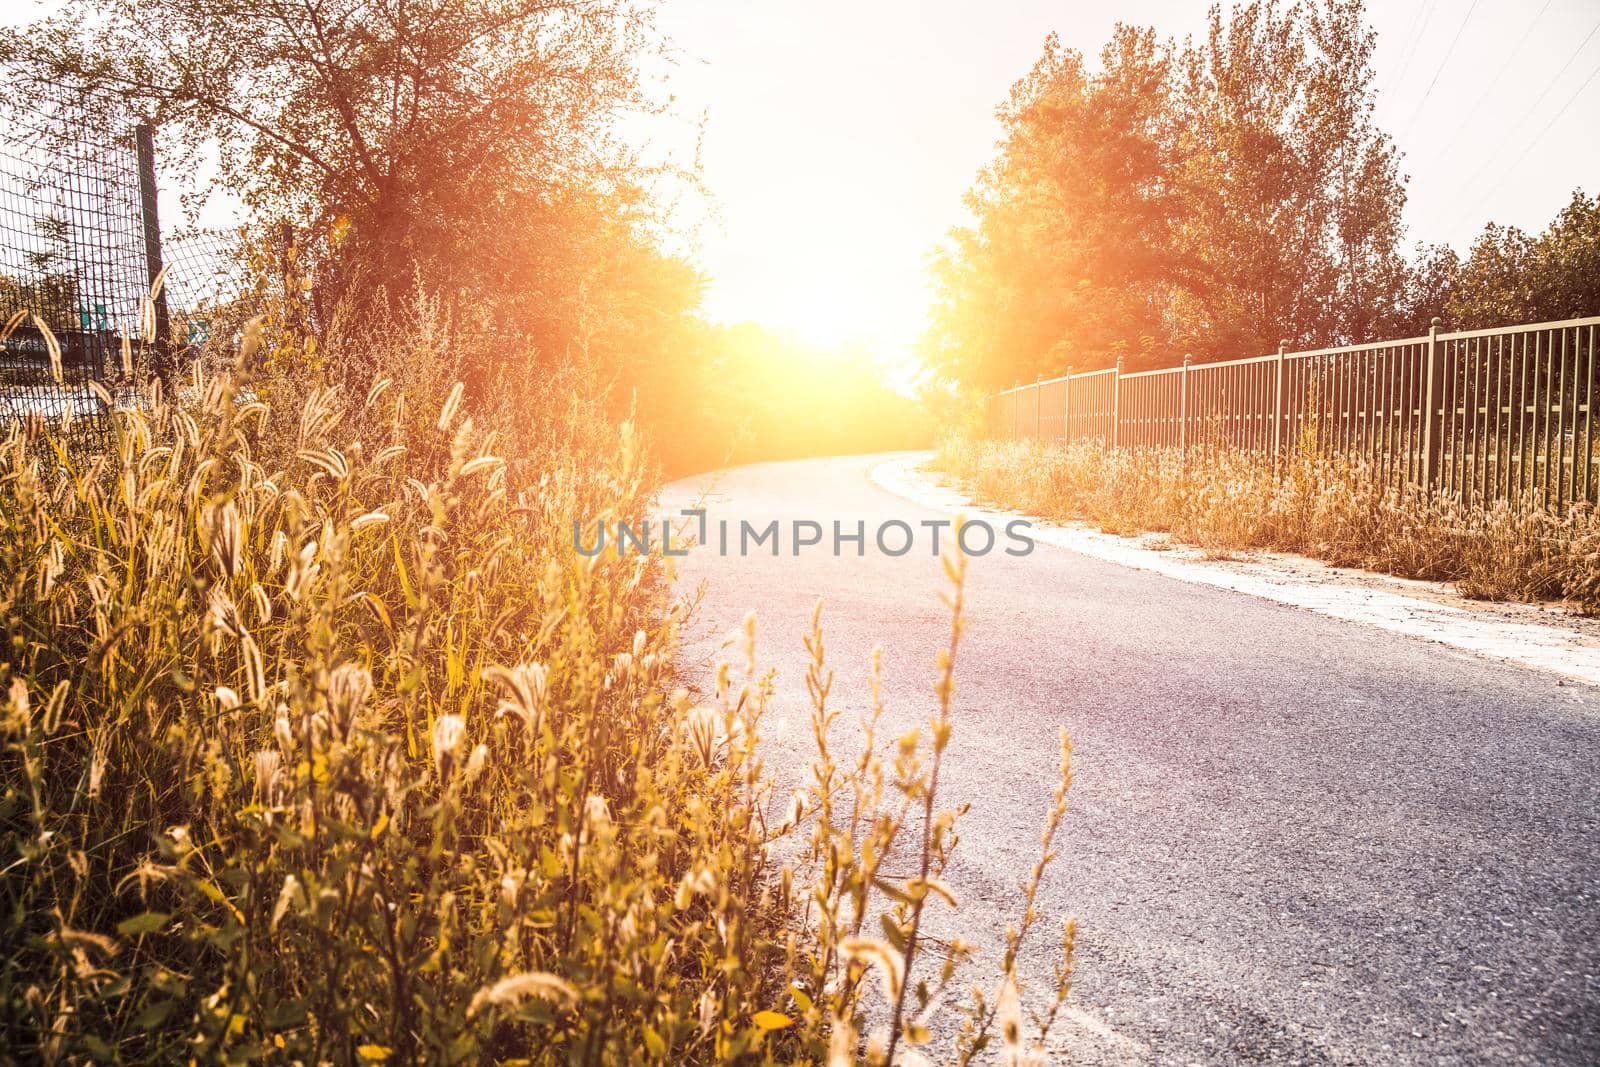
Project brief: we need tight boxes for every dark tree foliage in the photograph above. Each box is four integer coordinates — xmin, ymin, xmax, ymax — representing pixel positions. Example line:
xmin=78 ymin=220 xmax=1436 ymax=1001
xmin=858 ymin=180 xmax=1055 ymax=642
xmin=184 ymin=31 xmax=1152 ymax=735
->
xmin=1437 ymin=190 xmax=1600 ymax=331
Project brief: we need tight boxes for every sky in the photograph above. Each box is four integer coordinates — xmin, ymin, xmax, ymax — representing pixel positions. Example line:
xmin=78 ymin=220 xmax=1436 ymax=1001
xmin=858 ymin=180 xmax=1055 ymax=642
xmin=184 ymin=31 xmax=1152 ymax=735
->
xmin=4 ymin=0 xmax=1598 ymax=363
xmin=645 ymin=0 xmax=1600 ymax=358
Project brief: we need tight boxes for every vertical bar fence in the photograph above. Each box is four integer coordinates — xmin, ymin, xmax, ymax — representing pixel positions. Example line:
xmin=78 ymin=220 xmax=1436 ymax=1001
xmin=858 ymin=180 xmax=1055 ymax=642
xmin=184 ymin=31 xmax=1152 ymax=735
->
xmin=989 ymin=316 xmax=1600 ymax=508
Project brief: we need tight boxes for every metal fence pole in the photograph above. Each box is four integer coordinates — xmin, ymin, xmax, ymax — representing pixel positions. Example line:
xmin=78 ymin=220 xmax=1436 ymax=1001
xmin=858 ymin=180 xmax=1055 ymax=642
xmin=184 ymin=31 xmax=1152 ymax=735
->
xmin=1422 ymin=316 xmax=1444 ymax=491
xmin=1035 ymin=374 xmax=1043 ymax=439
xmin=134 ymin=122 xmax=171 ymax=385
xmin=1063 ymin=367 xmax=1073 ymax=443
xmin=1271 ymin=339 xmax=1287 ymax=474
xmin=1180 ymin=353 xmax=1192 ymax=456
xmin=1111 ymin=357 xmax=1123 ymax=449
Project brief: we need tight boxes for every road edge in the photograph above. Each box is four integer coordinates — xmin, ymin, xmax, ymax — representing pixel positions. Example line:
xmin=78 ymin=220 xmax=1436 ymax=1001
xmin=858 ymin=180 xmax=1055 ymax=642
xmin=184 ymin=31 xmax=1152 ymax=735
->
xmin=870 ymin=452 xmax=1600 ymax=690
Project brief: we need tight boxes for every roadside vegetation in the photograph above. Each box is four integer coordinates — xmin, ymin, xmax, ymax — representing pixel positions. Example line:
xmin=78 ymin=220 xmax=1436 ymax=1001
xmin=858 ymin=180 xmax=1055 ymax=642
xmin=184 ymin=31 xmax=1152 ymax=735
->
xmin=936 ymin=436 xmax=1600 ymax=613
xmin=0 ymin=304 xmax=1075 ymax=1061
xmin=0 ymin=0 xmax=1075 ymax=1058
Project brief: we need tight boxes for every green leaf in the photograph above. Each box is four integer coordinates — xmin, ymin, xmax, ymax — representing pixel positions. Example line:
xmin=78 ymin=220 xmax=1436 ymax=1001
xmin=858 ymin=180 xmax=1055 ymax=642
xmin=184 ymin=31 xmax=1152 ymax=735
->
xmin=116 ymin=911 xmax=169 ymax=936
xmin=643 ymin=1026 xmax=667 ymax=1057
xmin=787 ymin=982 xmax=814 ymax=1013
xmin=752 ymin=1010 xmax=792 ymax=1031
xmin=357 ymin=1045 xmax=392 ymax=1062
xmin=134 ymin=999 xmax=175 ymax=1029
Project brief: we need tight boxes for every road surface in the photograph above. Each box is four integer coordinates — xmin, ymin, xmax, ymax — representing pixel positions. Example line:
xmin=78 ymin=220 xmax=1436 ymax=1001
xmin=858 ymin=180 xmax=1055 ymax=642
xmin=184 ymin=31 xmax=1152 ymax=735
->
xmin=661 ymin=452 xmax=1600 ymax=1065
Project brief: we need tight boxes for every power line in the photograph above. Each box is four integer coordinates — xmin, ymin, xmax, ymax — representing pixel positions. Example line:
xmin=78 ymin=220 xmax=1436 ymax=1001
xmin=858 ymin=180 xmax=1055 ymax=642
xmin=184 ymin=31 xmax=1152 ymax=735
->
xmin=1446 ymin=11 xmax=1600 ymax=209
xmin=1447 ymin=52 xmax=1600 ymax=237
xmin=1398 ymin=0 xmax=1484 ymax=142
xmin=1431 ymin=0 xmax=1554 ymax=156
xmin=1379 ymin=0 xmax=1439 ymax=126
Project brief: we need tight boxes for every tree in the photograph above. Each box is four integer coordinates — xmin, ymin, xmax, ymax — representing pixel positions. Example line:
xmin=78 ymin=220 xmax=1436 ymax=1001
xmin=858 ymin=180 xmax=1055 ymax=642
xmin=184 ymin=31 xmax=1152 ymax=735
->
xmin=1441 ymin=190 xmax=1600 ymax=330
xmin=1171 ymin=0 xmax=1405 ymax=356
xmin=1394 ymin=241 xmax=1459 ymax=334
xmin=0 ymin=0 xmax=694 ymax=393
xmin=924 ymin=27 xmax=1186 ymax=387
xmin=922 ymin=0 xmax=1408 ymax=387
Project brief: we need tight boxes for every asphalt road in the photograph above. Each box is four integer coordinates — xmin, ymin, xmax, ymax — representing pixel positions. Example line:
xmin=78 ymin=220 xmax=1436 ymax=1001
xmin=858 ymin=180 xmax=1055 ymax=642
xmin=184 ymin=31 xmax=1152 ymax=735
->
xmin=661 ymin=452 xmax=1600 ymax=1065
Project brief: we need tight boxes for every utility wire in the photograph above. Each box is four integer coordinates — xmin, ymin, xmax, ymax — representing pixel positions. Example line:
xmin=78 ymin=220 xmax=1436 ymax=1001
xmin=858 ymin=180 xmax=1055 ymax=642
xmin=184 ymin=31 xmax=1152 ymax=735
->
xmin=1379 ymin=0 xmax=1439 ymax=126
xmin=1398 ymin=0 xmax=1484 ymax=142
xmin=1447 ymin=52 xmax=1600 ymax=236
xmin=1447 ymin=12 xmax=1600 ymax=209
xmin=1431 ymin=0 xmax=1554 ymax=156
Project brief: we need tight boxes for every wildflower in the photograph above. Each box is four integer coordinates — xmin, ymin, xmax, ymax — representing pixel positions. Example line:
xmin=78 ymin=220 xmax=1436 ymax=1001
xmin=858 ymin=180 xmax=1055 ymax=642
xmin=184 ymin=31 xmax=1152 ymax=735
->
xmin=458 ymin=455 xmax=503 ymax=478
xmin=697 ymin=990 xmax=718 ymax=1035
xmin=685 ymin=704 xmax=719 ymax=767
xmin=271 ymin=874 xmax=302 ymax=932
xmin=740 ymin=610 xmax=757 ymax=672
xmin=499 ymin=872 xmax=521 ymax=911
xmin=864 ymin=1026 xmax=888 ymax=1064
xmin=207 ymin=500 xmax=242 ymax=578
xmin=327 ymin=663 xmax=372 ymax=725
xmin=584 ymin=793 xmax=612 ymax=834
xmin=996 ymin=972 xmax=1023 ymax=1061
xmin=437 ymin=381 xmax=464 ymax=431
xmin=839 ymin=937 xmax=904 ymax=1002
xmin=487 ymin=662 xmax=548 ymax=732
xmin=826 ymin=1013 xmax=857 ymax=1067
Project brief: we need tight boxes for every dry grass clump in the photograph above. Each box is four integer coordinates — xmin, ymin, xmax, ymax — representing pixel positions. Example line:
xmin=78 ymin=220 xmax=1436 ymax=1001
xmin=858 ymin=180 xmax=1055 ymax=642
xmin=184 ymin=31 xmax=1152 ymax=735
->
xmin=937 ymin=436 xmax=1600 ymax=613
xmin=0 ymin=309 xmax=1078 ymax=1062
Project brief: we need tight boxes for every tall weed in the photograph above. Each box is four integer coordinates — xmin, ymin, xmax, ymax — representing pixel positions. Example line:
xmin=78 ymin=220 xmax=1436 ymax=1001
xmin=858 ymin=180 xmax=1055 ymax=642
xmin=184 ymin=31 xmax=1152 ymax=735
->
xmin=0 ymin=317 xmax=1076 ymax=1063
xmin=937 ymin=436 xmax=1600 ymax=613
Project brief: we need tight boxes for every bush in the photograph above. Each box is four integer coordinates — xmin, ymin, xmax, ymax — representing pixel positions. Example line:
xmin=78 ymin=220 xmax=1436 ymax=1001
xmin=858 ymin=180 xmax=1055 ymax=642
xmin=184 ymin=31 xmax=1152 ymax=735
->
xmin=0 ymin=321 xmax=1076 ymax=1064
xmin=936 ymin=436 xmax=1600 ymax=613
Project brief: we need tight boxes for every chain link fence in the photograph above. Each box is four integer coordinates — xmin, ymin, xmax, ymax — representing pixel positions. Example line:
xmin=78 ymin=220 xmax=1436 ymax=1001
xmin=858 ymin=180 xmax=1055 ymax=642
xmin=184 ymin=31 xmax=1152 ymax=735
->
xmin=0 ymin=82 xmax=240 ymax=441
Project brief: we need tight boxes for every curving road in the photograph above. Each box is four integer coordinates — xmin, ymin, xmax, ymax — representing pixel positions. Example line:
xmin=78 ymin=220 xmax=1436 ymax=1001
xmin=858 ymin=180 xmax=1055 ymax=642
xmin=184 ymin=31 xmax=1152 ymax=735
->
xmin=661 ymin=452 xmax=1600 ymax=1065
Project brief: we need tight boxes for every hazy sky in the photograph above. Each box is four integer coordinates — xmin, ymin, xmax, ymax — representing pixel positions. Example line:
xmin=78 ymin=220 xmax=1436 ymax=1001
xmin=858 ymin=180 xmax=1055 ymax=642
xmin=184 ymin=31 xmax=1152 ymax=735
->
xmin=648 ymin=0 xmax=1600 ymax=354
xmin=4 ymin=0 xmax=1596 ymax=359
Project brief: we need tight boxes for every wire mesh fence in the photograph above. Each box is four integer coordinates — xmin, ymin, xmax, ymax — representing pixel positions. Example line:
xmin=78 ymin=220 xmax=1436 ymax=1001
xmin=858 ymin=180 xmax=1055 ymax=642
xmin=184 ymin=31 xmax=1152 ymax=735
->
xmin=0 ymin=82 xmax=241 ymax=442
xmin=0 ymin=84 xmax=149 ymax=438
xmin=989 ymin=316 xmax=1600 ymax=509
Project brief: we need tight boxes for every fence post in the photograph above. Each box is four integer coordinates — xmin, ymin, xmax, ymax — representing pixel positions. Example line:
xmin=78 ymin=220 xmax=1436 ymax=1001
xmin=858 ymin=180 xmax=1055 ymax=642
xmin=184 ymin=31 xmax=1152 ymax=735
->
xmin=1422 ymin=316 xmax=1444 ymax=491
xmin=1111 ymin=357 xmax=1123 ymax=449
xmin=1271 ymin=339 xmax=1287 ymax=475
xmin=1180 ymin=353 xmax=1192 ymax=456
xmin=1063 ymin=366 xmax=1073 ymax=443
xmin=1035 ymin=374 xmax=1043 ymax=440
xmin=134 ymin=122 xmax=172 ymax=385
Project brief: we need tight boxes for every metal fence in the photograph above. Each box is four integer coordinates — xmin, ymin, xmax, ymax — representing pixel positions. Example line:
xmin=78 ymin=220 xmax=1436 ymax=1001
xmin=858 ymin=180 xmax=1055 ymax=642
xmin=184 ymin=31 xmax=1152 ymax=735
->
xmin=1 ymin=83 xmax=237 ymax=440
xmin=989 ymin=316 xmax=1600 ymax=508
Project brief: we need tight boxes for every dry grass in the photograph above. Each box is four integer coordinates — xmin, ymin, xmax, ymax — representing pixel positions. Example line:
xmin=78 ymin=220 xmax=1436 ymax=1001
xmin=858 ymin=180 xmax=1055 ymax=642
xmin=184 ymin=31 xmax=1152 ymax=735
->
xmin=936 ymin=436 xmax=1600 ymax=613
xmin=0 ymin=309 xmax=1077 ymax=1064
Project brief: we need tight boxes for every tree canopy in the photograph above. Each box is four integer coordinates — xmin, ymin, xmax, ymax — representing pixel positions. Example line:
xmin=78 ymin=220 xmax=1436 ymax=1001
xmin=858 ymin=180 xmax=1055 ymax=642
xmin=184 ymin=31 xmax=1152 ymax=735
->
xmin=924 ymin=0 xmax=1411 ymax=387
xmin=2 ymin=0 xmax=694 ymax=381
